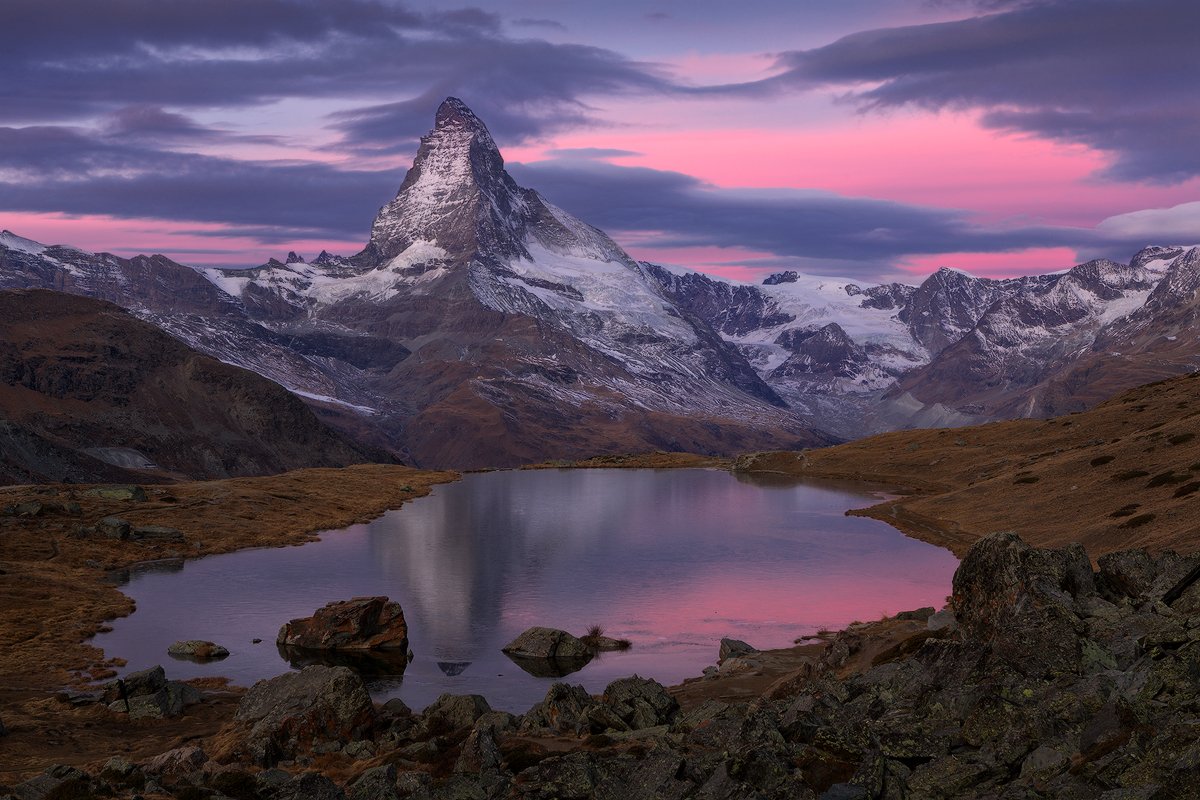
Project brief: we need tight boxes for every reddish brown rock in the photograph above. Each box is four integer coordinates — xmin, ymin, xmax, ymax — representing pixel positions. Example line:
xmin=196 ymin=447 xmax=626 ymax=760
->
xmin=277 ymin=596 xmax=408 ymax=652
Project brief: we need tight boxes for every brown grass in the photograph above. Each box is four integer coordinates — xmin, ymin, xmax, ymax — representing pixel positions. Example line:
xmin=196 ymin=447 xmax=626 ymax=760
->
xmin=0 ymin=464 xmax=457 ymax=781
xmin=734 ymin=371 xmax=1200 ymax=558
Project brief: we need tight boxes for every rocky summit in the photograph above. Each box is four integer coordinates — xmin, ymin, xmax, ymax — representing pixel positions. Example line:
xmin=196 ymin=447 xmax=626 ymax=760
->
xmin=9 ymin=531 xmax=1200 ymax=799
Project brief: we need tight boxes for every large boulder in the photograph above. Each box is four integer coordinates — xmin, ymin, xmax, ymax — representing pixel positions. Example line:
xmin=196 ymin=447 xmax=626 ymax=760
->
xmin=277 ymin=596 xmax=408 ymax=652
xmin=719 ymin=637 xmax=757 ymax=662
xmin=102 ymin=666 xmax=202 ymax=720
xmin=600 ymin=676 xmax=679 ymax=730
xmin=952 ymin=532 xmax=1093 ymax=676
xmin=218 ymin=665 xmax=376 ymax=766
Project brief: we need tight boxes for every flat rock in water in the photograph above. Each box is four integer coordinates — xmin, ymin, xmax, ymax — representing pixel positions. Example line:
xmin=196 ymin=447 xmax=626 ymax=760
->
xmin=502 ymin=626 xmax=591 ymax=660
xmin=167 ymin=640 xmax=229 ymax=661
xmin=277 ymin=596 xmax=408 ymax=652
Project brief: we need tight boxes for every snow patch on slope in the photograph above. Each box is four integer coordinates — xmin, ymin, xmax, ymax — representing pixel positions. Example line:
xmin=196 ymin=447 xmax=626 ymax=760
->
xmin=0 ymin=231 xmax=47 ymax=255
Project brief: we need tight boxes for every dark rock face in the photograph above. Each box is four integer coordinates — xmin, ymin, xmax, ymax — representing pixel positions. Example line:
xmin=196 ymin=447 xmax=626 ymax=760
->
xmin=771 ymin=323 xmax=869 ymax=379
xmin=277 ymin=597 xmax=409 ymax=653
xmin=600 ymin=676 xmax=679 ymax=730
xmin=763 ymin=270 xmax=800 ymax=285
xmin=0 ymin=290 xmax=379 ymax=484
xmin=220 ymin=665 xmax=377 ymax=766
xmin=952 ymin=531 xmax=1094 ymax=676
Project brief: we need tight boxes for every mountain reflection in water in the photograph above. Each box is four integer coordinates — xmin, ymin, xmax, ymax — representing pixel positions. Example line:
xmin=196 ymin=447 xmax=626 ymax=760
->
xmin=94 ymin=469 xmax=958 ymax=711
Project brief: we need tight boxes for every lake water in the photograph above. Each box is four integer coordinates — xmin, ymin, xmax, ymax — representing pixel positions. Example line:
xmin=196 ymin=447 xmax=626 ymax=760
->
xmin=93 ymin=468 xmax=958 ymax=712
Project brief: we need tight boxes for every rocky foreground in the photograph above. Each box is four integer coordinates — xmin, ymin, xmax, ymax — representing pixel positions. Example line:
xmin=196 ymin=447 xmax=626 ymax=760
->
xmin=5 ymin=532 xmax=1200 ymax=799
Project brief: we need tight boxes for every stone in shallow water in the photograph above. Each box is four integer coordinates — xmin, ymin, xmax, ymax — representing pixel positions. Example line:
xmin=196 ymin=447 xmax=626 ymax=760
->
xmin=167 ymin=639 xmax=229 ymax=661
xmin=503 ymin=626 xmax=592 ymax=659
xmin=502 ymin=626 xmax=594 ymax=677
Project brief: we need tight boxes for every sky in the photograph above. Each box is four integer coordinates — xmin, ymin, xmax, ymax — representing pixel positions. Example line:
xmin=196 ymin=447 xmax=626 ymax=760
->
xmin=2 ymin=0 xmax=1198 ymax=283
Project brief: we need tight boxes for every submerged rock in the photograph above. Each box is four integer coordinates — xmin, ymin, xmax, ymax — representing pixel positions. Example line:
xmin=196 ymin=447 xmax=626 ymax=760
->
xmin=167 ymin=639 xmax=229 ymax=661
xmin=277 ymin=596 xmax=408 ymax=652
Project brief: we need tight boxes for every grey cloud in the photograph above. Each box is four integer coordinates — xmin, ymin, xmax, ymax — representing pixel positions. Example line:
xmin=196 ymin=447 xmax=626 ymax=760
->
xmin=544 ymin=147 xmax=642 ymax=159
xmin=0 ymin=126 xmax=400 ymax=240
xmin=511 ymin=17 xmax=568 ymax=31
xmin=1 ymin=0 xmax=669 ymax=151
xmin=717 ymin=0 xmax=1200 ymax=183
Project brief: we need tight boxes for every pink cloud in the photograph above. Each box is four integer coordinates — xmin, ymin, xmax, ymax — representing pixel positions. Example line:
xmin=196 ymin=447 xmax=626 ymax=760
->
xmin=2 ymin=212 xmax=363 ymax=267
xmin=898 ymin=247 xmax=1082 ymax=279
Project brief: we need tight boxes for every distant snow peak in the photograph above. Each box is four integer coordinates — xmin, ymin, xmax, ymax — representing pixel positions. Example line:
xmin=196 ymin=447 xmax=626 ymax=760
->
xmin=0 ymin=230 xmax=47 ymax=255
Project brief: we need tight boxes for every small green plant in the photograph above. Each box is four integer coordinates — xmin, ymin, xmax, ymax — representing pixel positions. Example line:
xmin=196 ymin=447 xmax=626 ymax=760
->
xmin=586 ymin=624 xmax=605 ymax=639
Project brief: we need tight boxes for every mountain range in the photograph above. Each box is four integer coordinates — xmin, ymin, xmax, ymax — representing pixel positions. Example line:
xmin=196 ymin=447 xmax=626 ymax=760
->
xmin=2 ymin=98 xmax=1197 ymax=469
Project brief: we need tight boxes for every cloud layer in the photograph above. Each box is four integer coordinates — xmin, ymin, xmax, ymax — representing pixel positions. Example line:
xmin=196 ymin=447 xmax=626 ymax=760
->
xmin=1 ymin=0 xmax=1195 ymax=277
xmin=729 ymin=0 xmax=1200 ymax=183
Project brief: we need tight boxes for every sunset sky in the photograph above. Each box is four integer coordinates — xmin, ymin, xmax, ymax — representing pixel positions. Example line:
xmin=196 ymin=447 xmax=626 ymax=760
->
xmin=3 ymin=0 xmax=1197 ymax=282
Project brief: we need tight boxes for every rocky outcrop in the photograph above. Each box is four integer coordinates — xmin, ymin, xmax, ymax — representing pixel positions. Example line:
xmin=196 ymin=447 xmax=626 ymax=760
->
xmin=217 ymin=665 xmax=377 ymax=766
xmin=28 ymin=534 xmax=1200 ymax=799
xmin=277 ymin=597 xmax=408 ymax=652
xmin=951 ymin=531 xmax=1095 ymax=676
xmin=102 ymin=665 xmax=203 ymax=720
xmin=718 ymin=637 xmax=757 ymax=662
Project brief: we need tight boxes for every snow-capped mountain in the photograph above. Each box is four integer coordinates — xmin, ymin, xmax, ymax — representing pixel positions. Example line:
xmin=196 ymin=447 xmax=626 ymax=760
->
xmin=0 ymin=100 xmax=825 ymax=468
xmin=2 ymin=98 xmax=1197 ymax=463
xmin=647 ymin=245 xmax=1199 ymax=436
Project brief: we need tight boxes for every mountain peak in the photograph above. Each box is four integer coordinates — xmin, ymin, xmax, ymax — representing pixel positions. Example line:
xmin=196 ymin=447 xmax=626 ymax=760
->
xmin=360 ymin=97 xmax=524 ymax=263
xmin=435 ymin=97 xmax=489 ymax=134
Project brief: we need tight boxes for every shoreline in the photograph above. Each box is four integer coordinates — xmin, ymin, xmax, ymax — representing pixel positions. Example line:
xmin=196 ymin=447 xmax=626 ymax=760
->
xmin=1 ymin=458 xmax=944 ymax=782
